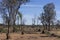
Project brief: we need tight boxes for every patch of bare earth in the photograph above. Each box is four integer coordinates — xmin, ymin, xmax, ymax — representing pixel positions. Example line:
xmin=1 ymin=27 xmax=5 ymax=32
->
xmin=0 ymin=33 xmax=60 ymax=40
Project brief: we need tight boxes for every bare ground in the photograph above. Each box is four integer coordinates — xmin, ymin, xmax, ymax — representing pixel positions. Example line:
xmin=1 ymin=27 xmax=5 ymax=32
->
xmin=0 ymin=33 xmax=60 ymax=40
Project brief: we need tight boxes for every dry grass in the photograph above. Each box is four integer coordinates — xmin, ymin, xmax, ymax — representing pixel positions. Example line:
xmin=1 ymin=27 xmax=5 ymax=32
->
xmin=0 ymin=33 xmax=60 ymax=40
xmin=49 ymin=31 xmax=60 ymax=36
xmin=0 ymin=26 xmax=60 ymax=40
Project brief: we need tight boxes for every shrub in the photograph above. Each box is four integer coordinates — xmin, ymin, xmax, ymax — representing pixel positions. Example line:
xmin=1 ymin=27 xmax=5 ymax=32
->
xmin=0 ymin=28 xmax=7 ymax=33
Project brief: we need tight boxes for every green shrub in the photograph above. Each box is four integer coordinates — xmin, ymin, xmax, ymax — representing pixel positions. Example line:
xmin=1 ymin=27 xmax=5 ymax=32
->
xmin=0 ymin=28 xmax=7 ymax=33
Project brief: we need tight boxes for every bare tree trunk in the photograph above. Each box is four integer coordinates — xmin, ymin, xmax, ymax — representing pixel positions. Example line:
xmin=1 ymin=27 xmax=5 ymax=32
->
xmin=21 ymin=25 xmax=23 ymax=35
xmin=43 ymin=24 xmax=45 ymax=30
xmin=20 ymin=19 xmax=24 ymax=35
xmin=9 ymin=8 xmax=16 ymax=32
xmin=13 ymin=20 xmax=15 ymax=32
xmin=6 ymin=20 xmax=10 ymax=40
xmin=45 ymin=24 xmax=47 ymax=30
xmin=48 ymin=22 xmax=50 ymax=31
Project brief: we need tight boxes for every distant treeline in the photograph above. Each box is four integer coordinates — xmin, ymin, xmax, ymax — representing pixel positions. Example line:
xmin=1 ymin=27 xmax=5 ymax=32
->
xmin=0 ymin=24 xmax=59 ymax=28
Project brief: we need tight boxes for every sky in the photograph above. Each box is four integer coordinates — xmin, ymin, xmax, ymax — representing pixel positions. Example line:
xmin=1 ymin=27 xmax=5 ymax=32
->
xmin=0 ymin=0 xmax=60 ymax=25
xmin=19 ymin=0 xmax=60 ymax=25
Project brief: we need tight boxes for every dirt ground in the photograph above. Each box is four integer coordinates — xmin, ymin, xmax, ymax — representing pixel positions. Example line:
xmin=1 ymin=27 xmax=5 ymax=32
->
xmin=50 ymin=31 xmax=60 ymax=36
xmin=0 ymin=33 xmax=60 ymax=40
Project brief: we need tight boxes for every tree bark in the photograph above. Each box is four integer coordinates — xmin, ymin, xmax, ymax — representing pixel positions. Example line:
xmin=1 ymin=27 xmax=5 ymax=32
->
xmin=6 ymin=19 xmax=10 ymax=40
xmin=48 ymin=22 xmax=50 ymax=31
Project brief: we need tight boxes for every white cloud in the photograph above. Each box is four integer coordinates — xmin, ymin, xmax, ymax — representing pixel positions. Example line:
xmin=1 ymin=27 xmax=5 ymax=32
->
xmin=23 ymin=14 xmax=33 ymax=25
xmin=21 ymin=4 xmax=43 ymax=8
xmin=22 ymin=14 xmax=42 ymax=25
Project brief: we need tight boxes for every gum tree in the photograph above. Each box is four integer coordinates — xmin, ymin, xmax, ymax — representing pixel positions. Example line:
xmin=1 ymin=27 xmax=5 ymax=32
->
xmin=40 ymin=3 xmax=56 ymax=31
xmin=0 ymin=0 xmax=29 ymax=39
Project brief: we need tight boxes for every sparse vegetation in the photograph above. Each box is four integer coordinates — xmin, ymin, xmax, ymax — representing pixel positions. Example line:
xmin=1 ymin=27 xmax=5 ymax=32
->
xmin=0 ymin=0 xmax=60 ymax=40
